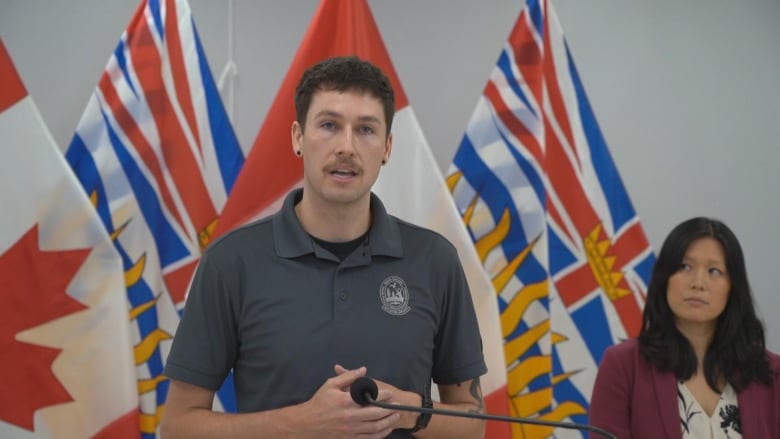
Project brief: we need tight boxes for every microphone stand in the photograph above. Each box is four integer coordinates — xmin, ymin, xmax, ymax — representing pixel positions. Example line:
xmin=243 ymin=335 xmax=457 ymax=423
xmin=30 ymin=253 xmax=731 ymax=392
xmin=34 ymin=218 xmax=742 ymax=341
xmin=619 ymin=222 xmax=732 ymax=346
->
xmin=352 ymin=377 xmax=617 ymax=439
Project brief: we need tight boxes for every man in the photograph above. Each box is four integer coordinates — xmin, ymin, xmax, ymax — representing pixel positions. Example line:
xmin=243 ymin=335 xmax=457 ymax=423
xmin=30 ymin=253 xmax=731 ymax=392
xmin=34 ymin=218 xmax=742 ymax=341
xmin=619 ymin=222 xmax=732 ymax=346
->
xmin=161 ymin=56 xmax=487 ymax=438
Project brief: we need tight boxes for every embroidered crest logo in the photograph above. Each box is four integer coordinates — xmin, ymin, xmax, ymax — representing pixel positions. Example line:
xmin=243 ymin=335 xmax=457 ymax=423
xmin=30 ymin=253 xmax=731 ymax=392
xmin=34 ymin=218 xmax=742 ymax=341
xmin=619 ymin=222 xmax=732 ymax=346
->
xmin=379 ymin=276 xmax=410 ymax=316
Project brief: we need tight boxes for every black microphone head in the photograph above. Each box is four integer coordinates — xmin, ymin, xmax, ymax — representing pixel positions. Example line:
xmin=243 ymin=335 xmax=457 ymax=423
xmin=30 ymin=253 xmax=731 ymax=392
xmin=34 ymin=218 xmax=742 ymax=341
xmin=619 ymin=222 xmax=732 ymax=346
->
xmin=350 ymin=377 xmax=378 ymax=406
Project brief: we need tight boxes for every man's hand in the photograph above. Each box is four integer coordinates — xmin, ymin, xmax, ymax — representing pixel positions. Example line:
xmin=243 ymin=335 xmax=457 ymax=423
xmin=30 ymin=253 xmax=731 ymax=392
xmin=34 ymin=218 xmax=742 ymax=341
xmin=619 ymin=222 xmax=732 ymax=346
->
xmin=334 ymin=364 xmax=422 ymax=431
xmin=291 ymin=365 xmax=400 ymax=438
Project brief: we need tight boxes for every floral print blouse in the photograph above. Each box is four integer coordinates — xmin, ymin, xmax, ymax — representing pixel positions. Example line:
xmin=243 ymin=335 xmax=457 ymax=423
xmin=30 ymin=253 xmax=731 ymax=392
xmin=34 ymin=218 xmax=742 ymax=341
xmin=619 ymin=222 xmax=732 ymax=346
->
xmin=678 ymin=381 xmax=742 ymax=438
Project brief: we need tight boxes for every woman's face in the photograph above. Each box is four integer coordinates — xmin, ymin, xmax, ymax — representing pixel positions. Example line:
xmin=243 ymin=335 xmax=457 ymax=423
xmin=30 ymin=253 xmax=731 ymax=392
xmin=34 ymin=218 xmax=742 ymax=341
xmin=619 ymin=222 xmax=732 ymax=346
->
xmin=666 ymin=237 xmax=731 ymax=334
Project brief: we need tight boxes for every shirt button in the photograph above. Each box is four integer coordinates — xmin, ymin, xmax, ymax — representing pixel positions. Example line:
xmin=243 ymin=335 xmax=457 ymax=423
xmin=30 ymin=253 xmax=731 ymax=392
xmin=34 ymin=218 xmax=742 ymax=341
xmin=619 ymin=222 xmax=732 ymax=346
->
xmin=339 ymin=291 xmax=348 ymax=301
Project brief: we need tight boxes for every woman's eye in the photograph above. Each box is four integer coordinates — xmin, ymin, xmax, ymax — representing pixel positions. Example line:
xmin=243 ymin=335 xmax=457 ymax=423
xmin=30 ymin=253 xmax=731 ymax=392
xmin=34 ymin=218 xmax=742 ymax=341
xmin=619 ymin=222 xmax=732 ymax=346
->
xmin=709 ymin=267 xmax=723 ymax=276
xmin=679 ymin=263 xmax=692 ymax=271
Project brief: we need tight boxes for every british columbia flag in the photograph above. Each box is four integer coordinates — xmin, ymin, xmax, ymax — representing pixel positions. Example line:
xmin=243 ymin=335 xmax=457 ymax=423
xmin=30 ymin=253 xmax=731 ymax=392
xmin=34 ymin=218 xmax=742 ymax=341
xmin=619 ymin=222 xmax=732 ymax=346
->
xmin=64 ymin=0 xmax=244 ymax=437
xmin=447 ymin=0 xmax=655 ymax=437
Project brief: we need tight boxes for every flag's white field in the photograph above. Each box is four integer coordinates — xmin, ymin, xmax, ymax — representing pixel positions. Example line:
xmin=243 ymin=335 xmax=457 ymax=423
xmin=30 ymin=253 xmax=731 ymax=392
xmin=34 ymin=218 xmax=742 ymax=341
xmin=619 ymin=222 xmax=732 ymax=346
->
xmin=375 ymin=108 xmax=506 ymax=398
xmin=0 ymin=58 xmax=137 ymax=438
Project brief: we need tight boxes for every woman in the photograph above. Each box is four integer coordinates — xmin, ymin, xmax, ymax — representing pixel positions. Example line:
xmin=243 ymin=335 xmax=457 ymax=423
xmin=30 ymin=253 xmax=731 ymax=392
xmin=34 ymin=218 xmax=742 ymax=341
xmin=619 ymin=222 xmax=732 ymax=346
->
xmin=589 ymin=217 xmax=780 ymax=438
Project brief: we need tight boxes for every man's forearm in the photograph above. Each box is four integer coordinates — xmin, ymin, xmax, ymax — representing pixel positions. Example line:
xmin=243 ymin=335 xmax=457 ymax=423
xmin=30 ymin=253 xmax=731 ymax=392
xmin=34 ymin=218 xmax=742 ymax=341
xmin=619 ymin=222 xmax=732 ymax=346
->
xmin=161 ymin=404 xmax=299 ymax=439
xmin=413 ymin=401 xmax=486 ymax=439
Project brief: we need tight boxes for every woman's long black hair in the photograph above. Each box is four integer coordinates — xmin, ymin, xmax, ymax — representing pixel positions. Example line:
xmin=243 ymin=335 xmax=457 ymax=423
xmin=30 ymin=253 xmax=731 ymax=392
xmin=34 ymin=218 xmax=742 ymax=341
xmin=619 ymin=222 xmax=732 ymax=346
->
xmin=638 ymin=217 xmax=774 ymax=391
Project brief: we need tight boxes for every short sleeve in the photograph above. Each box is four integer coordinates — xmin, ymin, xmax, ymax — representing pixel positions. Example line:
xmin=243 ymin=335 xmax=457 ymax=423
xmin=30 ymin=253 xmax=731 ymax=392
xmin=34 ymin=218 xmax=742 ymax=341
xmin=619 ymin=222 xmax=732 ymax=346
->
xmin=164 ymin=246 xmax=239 ymax=390
xmin=430 ymin=242 xmax=487 ymax=385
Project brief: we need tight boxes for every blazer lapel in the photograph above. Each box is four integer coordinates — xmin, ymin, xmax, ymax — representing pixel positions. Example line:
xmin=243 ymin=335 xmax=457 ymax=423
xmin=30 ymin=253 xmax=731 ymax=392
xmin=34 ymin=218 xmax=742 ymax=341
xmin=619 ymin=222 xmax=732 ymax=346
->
xmin=737 ymin=383 xmax=764 ymax=438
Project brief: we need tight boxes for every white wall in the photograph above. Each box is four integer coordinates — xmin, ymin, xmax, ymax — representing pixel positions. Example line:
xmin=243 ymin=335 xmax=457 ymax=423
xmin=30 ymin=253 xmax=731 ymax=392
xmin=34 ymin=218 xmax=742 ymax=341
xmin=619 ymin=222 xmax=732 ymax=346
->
xmin=2 ymin=0 xmax=779 ymax=350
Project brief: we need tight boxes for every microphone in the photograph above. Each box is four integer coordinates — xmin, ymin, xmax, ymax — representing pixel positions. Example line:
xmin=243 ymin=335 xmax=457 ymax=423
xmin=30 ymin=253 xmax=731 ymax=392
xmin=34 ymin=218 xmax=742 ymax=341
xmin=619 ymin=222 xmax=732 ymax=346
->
xmin=350 ymin=377 xmax=617 ymax=439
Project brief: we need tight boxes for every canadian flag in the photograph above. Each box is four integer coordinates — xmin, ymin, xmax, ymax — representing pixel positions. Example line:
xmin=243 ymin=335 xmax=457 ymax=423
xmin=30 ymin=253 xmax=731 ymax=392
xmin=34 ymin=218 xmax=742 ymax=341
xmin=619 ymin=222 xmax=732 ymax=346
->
xmin=0 ymin=39 xmax=138 ymax=438
xmin=214 ymin=1 xmax=508 ymax=436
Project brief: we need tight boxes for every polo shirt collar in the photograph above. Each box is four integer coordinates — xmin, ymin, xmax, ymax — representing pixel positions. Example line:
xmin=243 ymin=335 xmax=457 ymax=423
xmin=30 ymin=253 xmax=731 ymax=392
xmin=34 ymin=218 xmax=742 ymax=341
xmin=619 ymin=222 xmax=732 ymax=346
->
xmin=273 ymin=188 xmax=403 ymax=259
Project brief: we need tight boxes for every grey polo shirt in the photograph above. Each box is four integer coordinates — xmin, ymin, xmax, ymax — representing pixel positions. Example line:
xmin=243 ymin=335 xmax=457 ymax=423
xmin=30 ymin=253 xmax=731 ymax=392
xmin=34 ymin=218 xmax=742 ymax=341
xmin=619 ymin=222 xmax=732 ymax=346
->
xmin=165 ymin=188 xmax=487 ymax=434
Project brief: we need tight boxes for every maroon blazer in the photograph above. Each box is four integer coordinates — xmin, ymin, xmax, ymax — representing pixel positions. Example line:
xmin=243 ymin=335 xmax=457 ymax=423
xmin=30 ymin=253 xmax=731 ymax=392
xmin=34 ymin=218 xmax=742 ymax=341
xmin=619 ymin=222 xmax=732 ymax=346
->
xmin=588 ymin=339 xmax=780 ymax=439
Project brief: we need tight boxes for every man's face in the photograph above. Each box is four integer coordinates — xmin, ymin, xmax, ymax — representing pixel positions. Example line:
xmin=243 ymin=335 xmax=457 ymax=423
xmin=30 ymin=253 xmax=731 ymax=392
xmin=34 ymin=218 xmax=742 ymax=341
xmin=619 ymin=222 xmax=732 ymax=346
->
xmin=292 ymin=89 xmax=392 ymax=208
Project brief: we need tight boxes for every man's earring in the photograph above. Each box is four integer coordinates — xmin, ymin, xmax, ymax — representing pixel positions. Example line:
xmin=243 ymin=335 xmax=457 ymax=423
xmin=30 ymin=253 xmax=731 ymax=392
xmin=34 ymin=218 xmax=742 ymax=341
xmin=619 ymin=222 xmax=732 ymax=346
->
xmin=381 ymin=159 xmax=386 ymax=165
xmin=296 ymin=150 xmax=302 ymax=157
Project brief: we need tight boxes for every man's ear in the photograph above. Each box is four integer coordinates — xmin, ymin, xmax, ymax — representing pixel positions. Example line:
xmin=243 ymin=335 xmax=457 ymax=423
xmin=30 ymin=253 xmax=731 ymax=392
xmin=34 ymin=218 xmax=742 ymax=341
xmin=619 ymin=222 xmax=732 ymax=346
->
xmin=382 ymin=132 xmax=393 ymax=165
xmin=291 ymin=121 xmax=303 ymax=156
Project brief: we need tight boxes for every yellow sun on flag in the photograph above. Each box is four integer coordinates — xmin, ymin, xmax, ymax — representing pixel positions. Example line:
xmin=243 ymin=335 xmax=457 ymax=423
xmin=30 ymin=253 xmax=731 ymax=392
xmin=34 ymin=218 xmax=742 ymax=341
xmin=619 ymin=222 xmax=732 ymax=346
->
xmin=447 ymin=171 xmax=586 ymax=438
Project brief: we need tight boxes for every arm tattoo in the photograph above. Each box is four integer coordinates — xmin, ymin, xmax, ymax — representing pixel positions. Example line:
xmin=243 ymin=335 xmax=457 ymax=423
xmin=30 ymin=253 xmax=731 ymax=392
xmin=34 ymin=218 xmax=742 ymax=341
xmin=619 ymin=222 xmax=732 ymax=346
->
xmin=468 ymin=378 xmax=485 ymax=414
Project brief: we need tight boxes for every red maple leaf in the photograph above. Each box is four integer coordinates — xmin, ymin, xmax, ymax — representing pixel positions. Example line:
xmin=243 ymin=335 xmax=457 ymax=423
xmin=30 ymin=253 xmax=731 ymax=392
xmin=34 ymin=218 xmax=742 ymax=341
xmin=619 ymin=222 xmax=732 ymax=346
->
xmin=0 ymin=224 xmax=90 ymax=431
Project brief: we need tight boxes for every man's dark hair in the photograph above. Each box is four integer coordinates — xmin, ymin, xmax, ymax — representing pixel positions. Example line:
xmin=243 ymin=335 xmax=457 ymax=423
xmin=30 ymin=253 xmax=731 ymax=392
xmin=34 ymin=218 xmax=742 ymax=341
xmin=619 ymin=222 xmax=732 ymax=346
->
xmin=294 ymin=56 xmax=395 ymax=137
xmin=638 ymin=217 xmax=774 ymax=391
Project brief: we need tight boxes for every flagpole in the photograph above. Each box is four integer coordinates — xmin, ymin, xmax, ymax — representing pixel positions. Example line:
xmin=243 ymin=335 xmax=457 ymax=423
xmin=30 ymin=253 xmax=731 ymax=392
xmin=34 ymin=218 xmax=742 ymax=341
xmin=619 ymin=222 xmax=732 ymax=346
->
xmin=217 ymin=0 xmax=238 ymax=121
